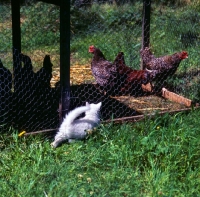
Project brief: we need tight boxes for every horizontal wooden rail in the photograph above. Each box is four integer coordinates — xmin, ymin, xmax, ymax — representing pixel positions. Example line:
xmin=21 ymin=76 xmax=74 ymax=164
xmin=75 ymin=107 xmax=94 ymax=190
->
xmin=22 ymin=106 xmax=199 ymax=136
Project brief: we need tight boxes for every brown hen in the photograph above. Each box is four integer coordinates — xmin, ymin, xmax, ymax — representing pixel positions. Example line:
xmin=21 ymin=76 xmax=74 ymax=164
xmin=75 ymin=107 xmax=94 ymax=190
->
xmin=140 ymin=47 xmax=188 ymax=77
xmin=89 ymin=45 xmax=117 ymax=92
xmin=140 ymin=47 xmax=188 ymax=91
xmin=114 ymin=52 xmax=158 ymax=94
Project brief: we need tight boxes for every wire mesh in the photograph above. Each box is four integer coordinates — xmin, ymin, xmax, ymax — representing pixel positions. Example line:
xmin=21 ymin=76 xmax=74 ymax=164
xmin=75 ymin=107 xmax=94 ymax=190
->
xmin=11 ymin=48 xmax=60 ymax=132
xmin=70 ymin=0 xmax=199 ymax=120
xmin=0 ymin=0 xmax=200 ymax=132
xmin=0 ymin=0 xmax=60 ymax=132
xmin=0 ymin=2 xmax=12 ymax=130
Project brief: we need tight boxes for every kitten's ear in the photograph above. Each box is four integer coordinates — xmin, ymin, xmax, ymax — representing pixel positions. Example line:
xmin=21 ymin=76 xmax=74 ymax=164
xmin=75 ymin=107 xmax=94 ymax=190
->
xmin=97 ymin=102 xmax=102 ymax=108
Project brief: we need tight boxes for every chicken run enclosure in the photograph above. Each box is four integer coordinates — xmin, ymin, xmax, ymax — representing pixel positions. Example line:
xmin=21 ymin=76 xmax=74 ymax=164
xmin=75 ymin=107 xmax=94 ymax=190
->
xmin=0 ymin=0 xmax=200 ymax=133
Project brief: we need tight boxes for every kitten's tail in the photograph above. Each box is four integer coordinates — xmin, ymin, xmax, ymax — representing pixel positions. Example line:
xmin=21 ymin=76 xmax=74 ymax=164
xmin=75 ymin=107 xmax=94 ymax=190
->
xmin=63 ymin=105 xmax=90 ymax=126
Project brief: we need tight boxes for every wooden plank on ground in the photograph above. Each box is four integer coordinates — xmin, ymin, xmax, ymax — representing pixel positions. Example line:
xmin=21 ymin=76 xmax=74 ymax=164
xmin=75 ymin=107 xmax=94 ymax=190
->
xmin=162 ymin=88 xmax=192 ymax=107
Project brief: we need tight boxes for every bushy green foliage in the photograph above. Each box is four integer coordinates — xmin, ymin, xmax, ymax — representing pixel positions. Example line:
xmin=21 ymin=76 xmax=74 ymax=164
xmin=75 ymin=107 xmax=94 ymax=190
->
xmin=71 ymin=2 xmax=143 ymax=35
xmin=0 ymin=109 xmax=200 ymax=196
xmin=153 ymin=0 xmax=192 ymax=6
xmin=71 ymin=5 xmax=101 ymax=35
xmin=94 ymin=3 xmax=142 ymax=29
xmin=20 ymin=2 xmax=60 ymax=49
xmin=0 ymin=4 xmax=10 ymax=23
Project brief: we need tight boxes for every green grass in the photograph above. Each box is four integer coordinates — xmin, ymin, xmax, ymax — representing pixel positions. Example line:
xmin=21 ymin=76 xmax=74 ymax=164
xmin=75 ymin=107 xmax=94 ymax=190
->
xmin=1 ymin=109 xmax=200 ymax=196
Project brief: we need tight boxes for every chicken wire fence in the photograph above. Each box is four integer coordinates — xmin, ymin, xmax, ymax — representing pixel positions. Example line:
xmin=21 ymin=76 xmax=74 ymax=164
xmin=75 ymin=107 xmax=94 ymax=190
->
xmin=70 ymin=1 xmax=200 ymax=118
xmin=0 ymin=0 xmax=200 ymax=132
xmin=0 ymin=0 xmax=60 ymax=132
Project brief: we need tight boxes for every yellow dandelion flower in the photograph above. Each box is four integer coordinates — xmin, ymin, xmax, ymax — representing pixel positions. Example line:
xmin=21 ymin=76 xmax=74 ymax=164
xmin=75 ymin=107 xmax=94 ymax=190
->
xmin=18 ymin=131 xmax=26 ymax=137
xmin=156 ymin=126 xmax=160 ymax=130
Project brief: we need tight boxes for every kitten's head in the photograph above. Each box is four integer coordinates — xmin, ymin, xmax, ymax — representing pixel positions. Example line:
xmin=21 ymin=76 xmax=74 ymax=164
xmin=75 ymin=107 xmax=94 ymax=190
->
xmin=85 ymin=102 xmax=102 ymax=114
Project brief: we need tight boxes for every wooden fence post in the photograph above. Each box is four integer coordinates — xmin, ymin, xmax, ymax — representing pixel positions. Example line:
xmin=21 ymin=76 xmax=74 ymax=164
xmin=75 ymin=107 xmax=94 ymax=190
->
xmin=11 ymin=0 xmax=21 ymax=52
xmin=141 ymin=0 xmax=151 ymax=69
xmin=60 ymin=0 xmax=70 ymax=122
xmin=11 ymin=0 xmax=21 ymax=93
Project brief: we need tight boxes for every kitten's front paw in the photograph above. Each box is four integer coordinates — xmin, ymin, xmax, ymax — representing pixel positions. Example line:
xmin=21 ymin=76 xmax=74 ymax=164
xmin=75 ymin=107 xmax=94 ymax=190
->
xmin=51 ymin=142 xmax=57 ymax=148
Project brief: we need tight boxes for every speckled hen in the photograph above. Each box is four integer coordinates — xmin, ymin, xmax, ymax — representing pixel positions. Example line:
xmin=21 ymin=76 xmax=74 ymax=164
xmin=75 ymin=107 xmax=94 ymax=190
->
xmin=88 ymin=45 xmax=117 ymax=90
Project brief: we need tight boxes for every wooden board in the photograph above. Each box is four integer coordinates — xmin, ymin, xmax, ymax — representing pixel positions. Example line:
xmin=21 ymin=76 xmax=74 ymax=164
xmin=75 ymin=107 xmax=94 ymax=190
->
xmin=162 ymin=88 xmax=192 ymax=107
